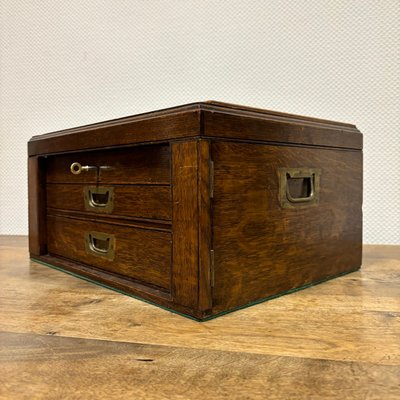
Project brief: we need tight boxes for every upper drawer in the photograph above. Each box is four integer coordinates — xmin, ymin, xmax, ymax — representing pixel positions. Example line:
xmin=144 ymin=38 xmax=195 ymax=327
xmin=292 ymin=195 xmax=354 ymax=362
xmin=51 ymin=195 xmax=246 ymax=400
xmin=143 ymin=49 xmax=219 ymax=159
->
xmin=47 ymin=184 xmax=172 ymax=221
xmin=46 ymin=144 xmax=170 ymax=184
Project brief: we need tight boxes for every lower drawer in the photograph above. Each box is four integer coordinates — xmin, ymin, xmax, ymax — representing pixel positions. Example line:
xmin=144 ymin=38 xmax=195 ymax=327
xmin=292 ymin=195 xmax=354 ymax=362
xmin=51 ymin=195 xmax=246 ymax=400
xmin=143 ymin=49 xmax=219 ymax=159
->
xmin=47 ymin=215 xmax=172 ymax=290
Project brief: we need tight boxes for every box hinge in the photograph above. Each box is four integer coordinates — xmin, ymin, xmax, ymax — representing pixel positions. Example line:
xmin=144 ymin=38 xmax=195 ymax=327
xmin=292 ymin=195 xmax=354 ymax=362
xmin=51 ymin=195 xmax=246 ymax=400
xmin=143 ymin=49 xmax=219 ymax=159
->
xmin=210 ymin=249 xmax=215 ymax=287
xmin=209 ymin=160 xmax=214 ymax=199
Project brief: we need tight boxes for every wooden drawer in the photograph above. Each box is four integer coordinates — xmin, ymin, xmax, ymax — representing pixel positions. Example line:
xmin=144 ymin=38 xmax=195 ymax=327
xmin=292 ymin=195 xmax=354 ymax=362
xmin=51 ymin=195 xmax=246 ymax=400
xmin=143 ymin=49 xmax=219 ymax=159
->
xmin=47 ymin=215 xmax=171 ymax=290
xmin=46 ymin=144 xmax=170 ymax=184
xmin=47 ymin=184 xmax=171 ymax=221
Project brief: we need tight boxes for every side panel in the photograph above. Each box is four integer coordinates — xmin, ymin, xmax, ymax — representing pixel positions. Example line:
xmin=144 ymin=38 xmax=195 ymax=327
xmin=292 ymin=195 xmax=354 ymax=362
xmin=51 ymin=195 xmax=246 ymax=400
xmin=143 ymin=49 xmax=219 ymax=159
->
xmin=212 ymin=141 xmax=362 ymax=313
xmin=197 ymin=140 xmax=213 ymax=314
xmin=28 ymin=156 xmax=47 ymax=256
xmin=171 ymin=141 xmax=200 ymax=310
xmin=171 ymin=139 xmax=213 ymax=316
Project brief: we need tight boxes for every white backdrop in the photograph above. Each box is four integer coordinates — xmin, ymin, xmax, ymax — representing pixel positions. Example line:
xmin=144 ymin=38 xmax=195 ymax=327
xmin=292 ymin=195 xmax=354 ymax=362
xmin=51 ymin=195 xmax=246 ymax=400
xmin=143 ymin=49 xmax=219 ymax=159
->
xmin=0 ymin=1 xmax=399 ymax=244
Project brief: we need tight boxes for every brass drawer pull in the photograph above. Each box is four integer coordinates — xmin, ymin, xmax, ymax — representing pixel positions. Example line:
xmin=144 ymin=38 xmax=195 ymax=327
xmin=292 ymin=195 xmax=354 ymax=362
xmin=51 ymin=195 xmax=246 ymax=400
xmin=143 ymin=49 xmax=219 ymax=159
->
xmin=85 ymin=231 xmax=115 ymax=260
xmin=84 ymin=186 xmax=114 ymax=213
xmin=278 ymin=168 xmax=321 ymax=208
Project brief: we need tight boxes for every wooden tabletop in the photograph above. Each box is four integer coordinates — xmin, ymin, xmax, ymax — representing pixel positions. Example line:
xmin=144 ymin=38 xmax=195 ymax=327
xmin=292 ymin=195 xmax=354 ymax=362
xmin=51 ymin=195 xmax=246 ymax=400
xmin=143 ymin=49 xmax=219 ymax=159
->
xmin=0 ymin=236 xmax=399 ymax=399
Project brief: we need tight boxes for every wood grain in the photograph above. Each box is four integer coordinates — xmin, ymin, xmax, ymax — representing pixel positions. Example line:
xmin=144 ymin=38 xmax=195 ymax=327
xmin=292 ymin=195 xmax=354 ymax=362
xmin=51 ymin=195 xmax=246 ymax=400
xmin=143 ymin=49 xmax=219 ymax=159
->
xmin=0 ymin=238 xmax=399 ymax=399
xmin=203 ymin=109 xmax=362 ymax=150
xmin=197 ymin=140 xmax=213 ymax=313
xmin=28 ymin=101 xmax=363 ymax=319
xmin=47 ymin=215 xmax=172 ymax=290
xmin=28 ymin=101 xmax=362 ymax=157
xmin=28 ymin=110 xmax=200 ymax=156
xmin=46 ymin=143 xmax=171 ymax=184
xmin=1 ymin=238 xmax=399 ymax=365
xmin=28 ymin=156 xmax=47 ymax=256
xmin=47 ymin=183 xmax=172 ymax=220
xmin=211 ymin=141 xmax=362 ymax=313
xmin=171 ymin=141 xmax=199 ymax=312
xmin=203 ymin=100 xmax=358 ymax=128
xmin=1 ymin=331 xmax=399 ymax=400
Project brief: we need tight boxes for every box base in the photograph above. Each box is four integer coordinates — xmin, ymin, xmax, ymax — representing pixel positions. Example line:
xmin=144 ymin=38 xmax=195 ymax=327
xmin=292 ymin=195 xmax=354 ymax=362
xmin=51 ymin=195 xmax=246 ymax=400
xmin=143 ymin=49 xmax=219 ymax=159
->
xmin=31 ymin=257 xmax=360 ymax=322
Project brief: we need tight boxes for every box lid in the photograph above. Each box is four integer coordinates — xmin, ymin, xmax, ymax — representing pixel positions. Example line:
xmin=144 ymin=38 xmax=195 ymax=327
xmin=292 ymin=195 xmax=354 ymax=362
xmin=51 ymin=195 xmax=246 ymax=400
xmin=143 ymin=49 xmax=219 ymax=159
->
xmin=28 ymin=101 xmax=362 ymax=156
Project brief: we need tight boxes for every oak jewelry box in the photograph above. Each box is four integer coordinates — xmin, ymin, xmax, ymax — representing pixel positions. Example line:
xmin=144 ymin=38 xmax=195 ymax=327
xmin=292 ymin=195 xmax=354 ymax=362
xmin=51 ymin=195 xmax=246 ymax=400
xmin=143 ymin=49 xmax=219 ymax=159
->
xmin=28 ymin=101 xmax=363 ymax=320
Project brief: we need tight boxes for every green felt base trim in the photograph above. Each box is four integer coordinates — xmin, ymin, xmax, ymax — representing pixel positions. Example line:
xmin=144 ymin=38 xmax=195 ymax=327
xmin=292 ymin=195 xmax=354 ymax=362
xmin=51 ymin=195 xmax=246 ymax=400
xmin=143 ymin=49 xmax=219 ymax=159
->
xmin=201 ymin=266 xmax=361 ymax=322
xmin=30 ymin=257 xmax=201 ymax=322
xmin=31 ymin=257 xmax=360 ymax=322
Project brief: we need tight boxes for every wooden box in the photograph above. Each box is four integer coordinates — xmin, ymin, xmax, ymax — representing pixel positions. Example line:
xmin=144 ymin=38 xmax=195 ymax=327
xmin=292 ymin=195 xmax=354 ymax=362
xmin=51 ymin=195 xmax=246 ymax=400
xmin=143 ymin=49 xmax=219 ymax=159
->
xmin=28 ymin=101 xmax=363 ymax=320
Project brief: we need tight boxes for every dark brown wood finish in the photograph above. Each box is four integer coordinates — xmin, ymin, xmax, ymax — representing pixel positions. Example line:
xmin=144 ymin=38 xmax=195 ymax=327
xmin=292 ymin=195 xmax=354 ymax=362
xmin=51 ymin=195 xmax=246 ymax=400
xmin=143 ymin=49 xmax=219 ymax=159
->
xmin=28 ymin=101 xmax=363 ymax=320
xmin=29 ymin=101 xmax=362 ymax=157
xmin=171 ymin=141 xmax=200 ymax=312
xmin=211 ymin=141 xmax=362 ymax=313
xmin=202 ymin=109 xmax=362 ymax=150
xmin=47 ymin=215 xmax=172 ymax=290
xmin=28 ymin=156 xmax=47 ymax=256
xmin=203 ymin=100 xmax=358 ymax=127
xmin=46 ymin=144 xmax=170 ymax=184
xmin=197 ymin=140 xmax=213 ymax=314
xmin=28 ymin=110 xmax=201 ymax=156
xmin=47 ymin=184 xmax=171 ymax=220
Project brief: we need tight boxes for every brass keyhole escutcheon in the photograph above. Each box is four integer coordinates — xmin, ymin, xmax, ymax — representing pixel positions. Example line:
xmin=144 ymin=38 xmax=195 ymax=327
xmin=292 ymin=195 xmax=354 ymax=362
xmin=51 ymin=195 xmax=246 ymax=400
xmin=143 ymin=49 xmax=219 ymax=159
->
xmin=70 ymin=162 xmax=83 ymax=175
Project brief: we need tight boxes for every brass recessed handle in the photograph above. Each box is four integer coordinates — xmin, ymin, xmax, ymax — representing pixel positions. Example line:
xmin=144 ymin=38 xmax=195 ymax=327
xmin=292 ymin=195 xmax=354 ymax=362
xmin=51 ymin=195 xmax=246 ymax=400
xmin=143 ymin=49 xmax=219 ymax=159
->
xmin=286 ymin=173 xmax=315 ymax=203
xmin=278 ymin=168 xmax=321 ymax=208
xmin=84 ymin=186 xmax=114 ymax=213
xmin=84 ymin=231 xmax=115 ymax=260
xmin=70 ymin=162 xmax=96 ymax=175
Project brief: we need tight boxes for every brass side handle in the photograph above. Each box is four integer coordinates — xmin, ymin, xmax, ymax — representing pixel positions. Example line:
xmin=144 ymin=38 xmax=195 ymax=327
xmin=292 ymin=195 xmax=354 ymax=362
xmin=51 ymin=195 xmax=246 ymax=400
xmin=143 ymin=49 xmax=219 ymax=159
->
xmin=286 ymin=172 xmax=315 ymax=203
xmin=84 ymin=186 xmax=114 ymax=213
xmin=278 ymin=168 xmax=321 ymax=208
xmin=85 ymin=231 xmax=115 ymax=260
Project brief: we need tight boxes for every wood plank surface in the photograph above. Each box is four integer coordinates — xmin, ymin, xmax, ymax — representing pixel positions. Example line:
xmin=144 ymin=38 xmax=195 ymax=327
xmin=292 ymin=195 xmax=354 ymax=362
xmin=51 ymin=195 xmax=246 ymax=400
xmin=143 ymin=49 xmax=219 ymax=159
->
xmin=0 ymin=236 xmax=399 ymax=399
xmin=1 ymin=331 xmax=399 ymax=400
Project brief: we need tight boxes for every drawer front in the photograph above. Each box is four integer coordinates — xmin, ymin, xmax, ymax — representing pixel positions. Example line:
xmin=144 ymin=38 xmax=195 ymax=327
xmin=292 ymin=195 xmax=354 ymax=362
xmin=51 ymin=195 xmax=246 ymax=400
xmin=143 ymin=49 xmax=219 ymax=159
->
xmin=46 ymin=144 xmax=170 ymax=184
xmin=47 ymin=215 xmax=172 ymax=290
xmin=47 ymin=184 xmax=172 ymax=220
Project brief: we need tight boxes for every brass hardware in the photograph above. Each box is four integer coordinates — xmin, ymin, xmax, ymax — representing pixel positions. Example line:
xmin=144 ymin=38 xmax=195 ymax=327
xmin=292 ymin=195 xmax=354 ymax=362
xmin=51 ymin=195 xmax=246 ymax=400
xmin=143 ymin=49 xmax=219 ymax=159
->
xmin=83 ymin=186 xmax=114 ymax=213
xmin=210 ymin=249 xmax=215 ymax=287
xmin=209 ymin=160 xmax=214 ymax=199
xmin=278 ymin=168 xmax=320 ymax=208
xmin=99 ymin=166 xmax=113 ymax=172
xmin=70 ymin=162 xmax=96 ymax=175
xmin=85 ymin=231 xmax=115 ymax=260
